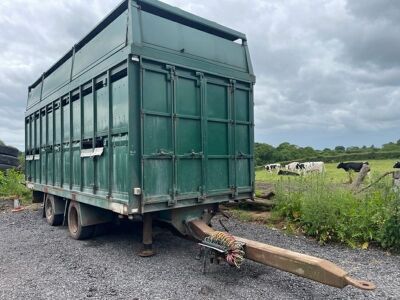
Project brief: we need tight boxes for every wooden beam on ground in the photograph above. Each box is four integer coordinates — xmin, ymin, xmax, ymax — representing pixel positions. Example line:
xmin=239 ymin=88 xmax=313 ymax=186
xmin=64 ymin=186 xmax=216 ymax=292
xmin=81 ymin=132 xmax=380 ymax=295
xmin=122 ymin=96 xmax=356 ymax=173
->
xmin=223 ymin=199 xmax=274 ymax=211
xmin=188 ymin=219 xmax=375 ymax=290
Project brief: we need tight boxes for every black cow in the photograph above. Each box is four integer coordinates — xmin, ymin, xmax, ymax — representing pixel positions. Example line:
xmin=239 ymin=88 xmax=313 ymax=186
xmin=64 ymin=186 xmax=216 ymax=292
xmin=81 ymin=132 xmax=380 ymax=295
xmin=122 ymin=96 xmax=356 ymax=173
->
xmin=394 ymin=161 xmax=400 ymax=168
xmin=278 ymin=170 xmax=300 ymax=176
xmin=337 ymin=162 xmax=369 ymax=172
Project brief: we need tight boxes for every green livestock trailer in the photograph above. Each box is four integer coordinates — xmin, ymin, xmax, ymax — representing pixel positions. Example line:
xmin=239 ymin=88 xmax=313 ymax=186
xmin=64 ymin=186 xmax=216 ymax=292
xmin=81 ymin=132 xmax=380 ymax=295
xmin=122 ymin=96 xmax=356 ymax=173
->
xmin=25 ymin=0 xmax=255 ymax=250
xmin=24 ymin=1 xmax=377 ymax=290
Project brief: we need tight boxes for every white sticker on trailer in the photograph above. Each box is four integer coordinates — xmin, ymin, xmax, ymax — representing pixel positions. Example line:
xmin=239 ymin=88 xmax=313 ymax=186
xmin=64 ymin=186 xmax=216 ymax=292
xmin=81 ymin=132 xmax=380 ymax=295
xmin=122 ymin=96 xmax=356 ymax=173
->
xmin=80 ymin=149 xmax=93 ymax=158
xmin=80 ymin=148 xmax=104 ymax=158
xmin=92 ymin=147 xmax=104 ymax=157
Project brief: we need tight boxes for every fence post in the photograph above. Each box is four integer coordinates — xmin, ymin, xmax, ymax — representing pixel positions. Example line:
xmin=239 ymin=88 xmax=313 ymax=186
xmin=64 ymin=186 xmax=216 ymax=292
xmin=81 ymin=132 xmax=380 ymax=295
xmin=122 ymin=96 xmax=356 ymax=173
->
xmin=352 ymin=164 xmax=370 ymax=190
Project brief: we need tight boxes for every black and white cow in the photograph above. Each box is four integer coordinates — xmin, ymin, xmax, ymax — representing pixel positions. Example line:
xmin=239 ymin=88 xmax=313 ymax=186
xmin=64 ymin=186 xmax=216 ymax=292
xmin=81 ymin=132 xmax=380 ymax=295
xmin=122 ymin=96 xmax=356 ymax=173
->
xmin=265 ymin=163 xmax=281 ymax=172
xmin=285 ymin=162 xmax=299 ymax=171
xmin=337 ymin=162 xmax=369 ymax=172
xmin=393 ymin=161 xmax=400 ymax=168
xmin=296 ymin=161 xmax=325 ymax=173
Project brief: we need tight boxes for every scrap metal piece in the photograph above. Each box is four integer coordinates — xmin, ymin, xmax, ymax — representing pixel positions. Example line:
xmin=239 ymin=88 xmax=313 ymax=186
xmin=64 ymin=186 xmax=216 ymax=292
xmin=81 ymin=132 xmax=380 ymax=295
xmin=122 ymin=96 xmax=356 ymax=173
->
xmin=198 ymin=241 xmax=227 ymax=273
xmin=188 ymin=219 xmax=375 ymax=290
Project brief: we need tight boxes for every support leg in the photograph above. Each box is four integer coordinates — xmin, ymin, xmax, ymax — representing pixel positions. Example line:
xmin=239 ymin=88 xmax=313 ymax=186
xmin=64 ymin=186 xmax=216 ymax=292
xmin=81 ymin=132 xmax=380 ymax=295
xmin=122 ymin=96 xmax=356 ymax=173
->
xmin=138 ymin=213 xmax=155 ymax=257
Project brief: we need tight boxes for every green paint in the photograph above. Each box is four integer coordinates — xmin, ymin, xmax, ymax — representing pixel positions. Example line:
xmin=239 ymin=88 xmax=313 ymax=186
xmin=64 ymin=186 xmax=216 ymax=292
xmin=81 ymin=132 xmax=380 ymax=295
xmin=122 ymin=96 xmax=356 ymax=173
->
xmin=25 ymin=0 xmax=255 ymax=215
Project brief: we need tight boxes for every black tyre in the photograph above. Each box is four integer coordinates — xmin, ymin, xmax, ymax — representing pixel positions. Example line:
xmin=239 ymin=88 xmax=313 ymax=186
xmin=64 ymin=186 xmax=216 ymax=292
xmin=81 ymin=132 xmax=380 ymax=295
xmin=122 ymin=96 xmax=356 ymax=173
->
xmin=45 ymin=195 xmax=64 ymax=226
xmin=0 ymin=164 xmax=15 ymax=171
xmin=0 ymin=145 xmax=19 ymax=158
xmin=68 ymin=202 xmax=95 ymax=240
xmin=0 ymin=154 xmax=19 ymax=166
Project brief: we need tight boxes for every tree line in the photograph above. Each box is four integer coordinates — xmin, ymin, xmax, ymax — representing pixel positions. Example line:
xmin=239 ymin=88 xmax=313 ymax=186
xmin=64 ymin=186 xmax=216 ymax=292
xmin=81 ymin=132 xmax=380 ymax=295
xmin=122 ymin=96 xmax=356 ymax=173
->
xmin=255 ymin=139 xmax=400 ymax=166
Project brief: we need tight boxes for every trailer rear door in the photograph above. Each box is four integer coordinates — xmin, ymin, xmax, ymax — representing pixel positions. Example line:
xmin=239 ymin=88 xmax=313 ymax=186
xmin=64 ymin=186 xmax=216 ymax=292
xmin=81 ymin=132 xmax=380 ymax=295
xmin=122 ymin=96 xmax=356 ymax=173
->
xmin=141 ymin=60 xmax=252 ymax=208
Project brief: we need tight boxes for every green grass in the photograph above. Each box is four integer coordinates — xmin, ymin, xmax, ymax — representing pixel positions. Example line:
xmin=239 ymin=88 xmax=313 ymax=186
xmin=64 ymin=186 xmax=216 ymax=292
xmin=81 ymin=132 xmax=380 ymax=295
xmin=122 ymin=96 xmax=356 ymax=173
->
xmin=0 ymin=169 xmax=31 ymax=204
xmin=256 ymin=159 xmax=397 ymax=184
xmin=271 ymin=174 xmax=400 ymax=251
xmin=253 ymin=159 xmax=400 ymax=251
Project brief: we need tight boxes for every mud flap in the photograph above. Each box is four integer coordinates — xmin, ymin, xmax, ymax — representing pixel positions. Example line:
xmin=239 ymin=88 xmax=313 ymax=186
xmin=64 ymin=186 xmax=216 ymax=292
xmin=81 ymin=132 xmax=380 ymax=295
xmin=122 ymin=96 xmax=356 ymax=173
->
xmin=77 ymin=202 xmax=114 ymax=227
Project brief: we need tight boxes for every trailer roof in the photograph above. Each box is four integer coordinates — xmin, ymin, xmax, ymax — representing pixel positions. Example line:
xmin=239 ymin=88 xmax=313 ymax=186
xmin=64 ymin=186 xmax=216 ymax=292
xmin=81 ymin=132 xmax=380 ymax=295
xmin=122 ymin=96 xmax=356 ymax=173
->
xmin=138 ymin=0 xmax=246 ymax=41
xmin=29 ymin=0 xmax=246 ymax=91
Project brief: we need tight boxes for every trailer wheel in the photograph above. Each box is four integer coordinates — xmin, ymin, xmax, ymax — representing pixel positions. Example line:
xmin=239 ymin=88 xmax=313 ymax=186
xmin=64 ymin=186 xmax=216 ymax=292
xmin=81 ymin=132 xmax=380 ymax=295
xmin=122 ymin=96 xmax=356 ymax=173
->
xmin=68 ymin=202 xmax=94 ymax=240
xmin=45 ymin=195 xmax=63 ymax=226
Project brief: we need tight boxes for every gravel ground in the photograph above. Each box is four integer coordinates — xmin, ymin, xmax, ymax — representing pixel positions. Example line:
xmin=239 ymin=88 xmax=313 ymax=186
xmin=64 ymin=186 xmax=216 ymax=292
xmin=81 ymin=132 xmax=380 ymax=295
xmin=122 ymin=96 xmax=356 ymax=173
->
xmin=0 ymin=208 xmax=398 ymax=300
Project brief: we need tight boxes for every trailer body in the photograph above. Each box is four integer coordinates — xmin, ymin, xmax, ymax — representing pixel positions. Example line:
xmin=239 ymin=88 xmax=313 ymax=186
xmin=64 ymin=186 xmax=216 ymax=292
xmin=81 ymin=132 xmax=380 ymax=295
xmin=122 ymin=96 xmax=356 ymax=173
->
xmin=25 ymin=0 xmax=255 ymax=224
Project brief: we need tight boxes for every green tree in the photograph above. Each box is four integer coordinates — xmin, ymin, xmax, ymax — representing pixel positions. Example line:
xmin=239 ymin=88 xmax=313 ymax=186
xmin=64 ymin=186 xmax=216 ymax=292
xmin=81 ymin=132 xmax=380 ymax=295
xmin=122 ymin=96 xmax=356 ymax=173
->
xmin=382 ymin=142 xmax=400 ymax=151
xmin=275 ymin=142 xmax=300 ymax=161
xmin=322 ymin=148 xmax=332 ymax=153
xmin=346 ymin=146 xmax=360 ymax=153
xmin=335 ymin=146 xmax=345 ymax=152
xmin=254 ymin=143 xmax=275 ymax=165
xmin=254 ymin=138 xmax=400 ymax=166
xmin=302 ymin=146 xmax=317 ymax=157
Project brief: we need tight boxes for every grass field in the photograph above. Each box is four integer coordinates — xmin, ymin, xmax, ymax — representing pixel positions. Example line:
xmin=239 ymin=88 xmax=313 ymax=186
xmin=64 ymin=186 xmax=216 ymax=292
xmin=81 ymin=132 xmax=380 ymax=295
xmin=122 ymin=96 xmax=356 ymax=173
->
xmin=256 ymin=159 xmax=398 ymax=184
xmin=243 ymin=159 xmax=400 ymax=250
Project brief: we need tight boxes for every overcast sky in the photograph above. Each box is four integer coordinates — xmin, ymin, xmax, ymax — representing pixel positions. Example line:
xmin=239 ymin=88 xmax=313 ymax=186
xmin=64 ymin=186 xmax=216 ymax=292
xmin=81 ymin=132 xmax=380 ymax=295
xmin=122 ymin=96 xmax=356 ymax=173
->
xmin=0 ymin=0 xmax=399 ymax=150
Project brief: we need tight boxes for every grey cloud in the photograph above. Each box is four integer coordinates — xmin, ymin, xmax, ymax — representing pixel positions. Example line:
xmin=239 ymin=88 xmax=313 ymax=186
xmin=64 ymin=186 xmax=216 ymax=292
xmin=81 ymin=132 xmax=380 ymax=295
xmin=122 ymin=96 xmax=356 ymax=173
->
xmin=346 ymin=0 xmax=400 ymax=22
xmin=0 ymin=0 xmax=399 ymax=150
xmin=0 ymin=0 xmax=120 ymax=149
xmin=338 ymin=20 xmax=400 ymax=69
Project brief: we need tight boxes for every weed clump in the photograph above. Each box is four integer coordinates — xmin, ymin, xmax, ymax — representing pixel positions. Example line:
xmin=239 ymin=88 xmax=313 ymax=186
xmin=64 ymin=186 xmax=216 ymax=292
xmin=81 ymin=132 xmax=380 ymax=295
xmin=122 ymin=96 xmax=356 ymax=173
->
xmin=273 ymin=174 xmax=400 ymax=251
xmin=0 ymin=169 xmax=31 ymax=203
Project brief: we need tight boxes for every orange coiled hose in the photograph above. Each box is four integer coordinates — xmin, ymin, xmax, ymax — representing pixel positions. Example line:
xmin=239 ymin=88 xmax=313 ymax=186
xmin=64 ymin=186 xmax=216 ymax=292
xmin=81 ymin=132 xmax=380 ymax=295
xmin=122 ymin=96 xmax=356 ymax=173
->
xmin=204 ymin=231 xmax=245 ymax=268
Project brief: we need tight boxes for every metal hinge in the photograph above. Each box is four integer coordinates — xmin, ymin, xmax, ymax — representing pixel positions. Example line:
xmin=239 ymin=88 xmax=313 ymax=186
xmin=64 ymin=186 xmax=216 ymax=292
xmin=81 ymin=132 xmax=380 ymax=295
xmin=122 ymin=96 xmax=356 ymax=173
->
xmin=166 ymin=65 xmax=176 ymax=81
xmin=168 ymin=197 xmax=176 ymax=207
xmin=196 ymin=72 xmax=204 ymax=87
xmin=229 ymin=79 xmax=236 ymax=94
